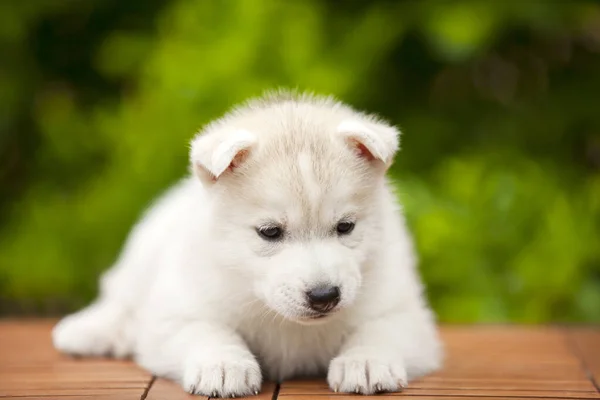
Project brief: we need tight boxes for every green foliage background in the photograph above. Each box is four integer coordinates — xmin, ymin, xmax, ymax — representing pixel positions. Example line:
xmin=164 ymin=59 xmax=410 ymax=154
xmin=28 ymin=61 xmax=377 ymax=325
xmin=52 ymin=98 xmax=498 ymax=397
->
xmin=1 ymin=0 xmax=599 ymax=322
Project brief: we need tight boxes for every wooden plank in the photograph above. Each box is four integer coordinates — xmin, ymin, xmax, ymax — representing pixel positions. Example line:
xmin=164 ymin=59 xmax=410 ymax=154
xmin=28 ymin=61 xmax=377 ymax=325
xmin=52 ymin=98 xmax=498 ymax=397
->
xmin=280 ymin=379 xmax=599 ymax=394
xmin=431 ymin=326 xmax=591 ymax=382
xmin=0 ymin=319 xmax=70 ymax=366
xmin=276 ymin=397 xmax=594 ymax=400
xmin=569 ymin=328 xmax=600 ymax=388
xmin=282 ymin=378 xmax=597 ymax=392
xmin=411 ymin=377 xmax=596 ymax=391
xmin=0 ymin=397 xmax=145 ymax=400
xmin=0 ymin=387 xmax=146 ymax=396
xmin=145 ymin=379 xmax=277 ymax=400
xmin=145 ymin=378 xmax=208 ymax=400
xmin=279 ymin=327 xmax=599 ymax=399
xmin=0 ymin=380 xmax=147 ymax=390
xmin=0 ymin=319 xmax=151 ymax=399
xmin=279 ymin=381 xmax=599 ymax=398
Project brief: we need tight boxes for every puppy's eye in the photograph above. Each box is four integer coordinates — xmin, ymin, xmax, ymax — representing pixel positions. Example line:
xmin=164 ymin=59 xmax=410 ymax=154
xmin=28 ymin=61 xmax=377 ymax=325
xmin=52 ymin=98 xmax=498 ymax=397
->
xmin=257 ymin=226 xmax=284 ymax=241
xmin=336 ymin=221 xmax=355 ymax=235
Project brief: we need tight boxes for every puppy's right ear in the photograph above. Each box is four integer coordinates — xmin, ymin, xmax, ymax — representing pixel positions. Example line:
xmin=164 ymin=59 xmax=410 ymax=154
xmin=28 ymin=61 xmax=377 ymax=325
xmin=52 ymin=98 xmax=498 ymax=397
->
xmin=190 ymin=128 xmax=257 ymax=186
xmin=336 ymin=118 xmax=400 ymax=170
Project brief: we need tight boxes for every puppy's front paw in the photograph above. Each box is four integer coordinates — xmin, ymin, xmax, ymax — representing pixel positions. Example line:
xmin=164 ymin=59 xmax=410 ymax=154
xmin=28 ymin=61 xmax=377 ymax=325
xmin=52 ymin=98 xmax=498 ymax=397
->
xmin=183 ymin=352 xmax=262 ymax=398
xmin=327 ymin=351 xmax=407 ymax=395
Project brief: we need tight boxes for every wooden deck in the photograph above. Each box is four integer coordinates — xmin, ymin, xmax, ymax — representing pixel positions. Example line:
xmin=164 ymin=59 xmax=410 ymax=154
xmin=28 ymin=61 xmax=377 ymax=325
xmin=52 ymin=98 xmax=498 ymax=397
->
xmin=0 ymin=320 xmax=598 ymax=399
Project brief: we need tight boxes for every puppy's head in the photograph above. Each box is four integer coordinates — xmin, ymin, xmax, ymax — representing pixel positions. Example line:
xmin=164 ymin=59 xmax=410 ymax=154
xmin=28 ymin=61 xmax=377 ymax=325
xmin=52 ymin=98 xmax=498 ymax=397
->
xmin=190 ymin=91 xmax=400 ymax=324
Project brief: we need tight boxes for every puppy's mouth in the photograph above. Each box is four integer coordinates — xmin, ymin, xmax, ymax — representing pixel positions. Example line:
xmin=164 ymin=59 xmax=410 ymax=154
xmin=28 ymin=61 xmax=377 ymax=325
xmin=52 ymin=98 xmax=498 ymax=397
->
xmin=294 ymin=307 xmax=340 ymax=324
xmin=305 ymin=312 xmax=328 ymax=320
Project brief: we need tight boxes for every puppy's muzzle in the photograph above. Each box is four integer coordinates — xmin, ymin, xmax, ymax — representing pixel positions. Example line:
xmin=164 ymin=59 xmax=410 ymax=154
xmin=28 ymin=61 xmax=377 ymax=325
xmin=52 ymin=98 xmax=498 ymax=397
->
xmin=305 ymin=285 xmax=341 ymax=313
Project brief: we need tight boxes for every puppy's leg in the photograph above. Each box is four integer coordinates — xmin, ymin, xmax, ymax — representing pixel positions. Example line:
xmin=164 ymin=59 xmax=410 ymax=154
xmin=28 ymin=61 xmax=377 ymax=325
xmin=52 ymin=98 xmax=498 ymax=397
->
xmin=52 ymin=299 xmax=132 ymax=358
xmin=328 ymin=308 xmax=442 ymax=395
xmin=139 ymin=322 xmax=262 ymax=398
xmin=52 ymin=258 xmax=139 ymax=359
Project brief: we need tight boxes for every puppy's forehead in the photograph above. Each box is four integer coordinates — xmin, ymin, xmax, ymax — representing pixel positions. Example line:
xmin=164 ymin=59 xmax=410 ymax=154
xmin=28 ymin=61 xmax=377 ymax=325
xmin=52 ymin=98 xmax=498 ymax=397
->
xmin=219 ymin=102 xmax=380 ymax=224
xmin=242 ymin=143 xmax=372 ymax=225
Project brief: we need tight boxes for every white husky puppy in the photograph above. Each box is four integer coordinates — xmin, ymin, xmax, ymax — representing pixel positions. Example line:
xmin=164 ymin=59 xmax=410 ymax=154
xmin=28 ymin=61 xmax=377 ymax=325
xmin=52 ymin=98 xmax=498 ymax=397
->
xmin=52 ymin=90 xmax=442 ymax=397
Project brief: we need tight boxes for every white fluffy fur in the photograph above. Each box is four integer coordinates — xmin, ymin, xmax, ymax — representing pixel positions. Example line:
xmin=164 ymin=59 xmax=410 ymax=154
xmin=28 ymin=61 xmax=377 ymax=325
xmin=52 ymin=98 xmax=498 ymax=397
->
xmin=52 ymin=91 xmax=442 ymax=397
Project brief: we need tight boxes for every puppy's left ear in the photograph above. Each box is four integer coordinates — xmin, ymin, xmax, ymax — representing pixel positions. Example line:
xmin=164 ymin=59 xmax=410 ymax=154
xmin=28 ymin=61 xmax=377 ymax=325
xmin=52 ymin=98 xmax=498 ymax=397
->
xmin=190 ymin=128 xmax=257 ymax=186
xmin=337 ymin=118 xmax=400 ymax=169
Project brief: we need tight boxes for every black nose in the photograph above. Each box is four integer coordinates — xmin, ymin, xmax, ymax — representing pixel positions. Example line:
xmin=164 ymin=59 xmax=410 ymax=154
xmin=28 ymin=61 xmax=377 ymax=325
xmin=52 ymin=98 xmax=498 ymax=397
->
xmin=306 ymin=285 xmax=341 ymax=313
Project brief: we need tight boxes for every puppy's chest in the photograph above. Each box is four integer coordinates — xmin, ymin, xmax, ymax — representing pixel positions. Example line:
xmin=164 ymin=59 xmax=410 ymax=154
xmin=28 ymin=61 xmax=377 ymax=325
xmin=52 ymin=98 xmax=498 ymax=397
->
xmin=239 ymin=321 xmax=348 ymax=381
